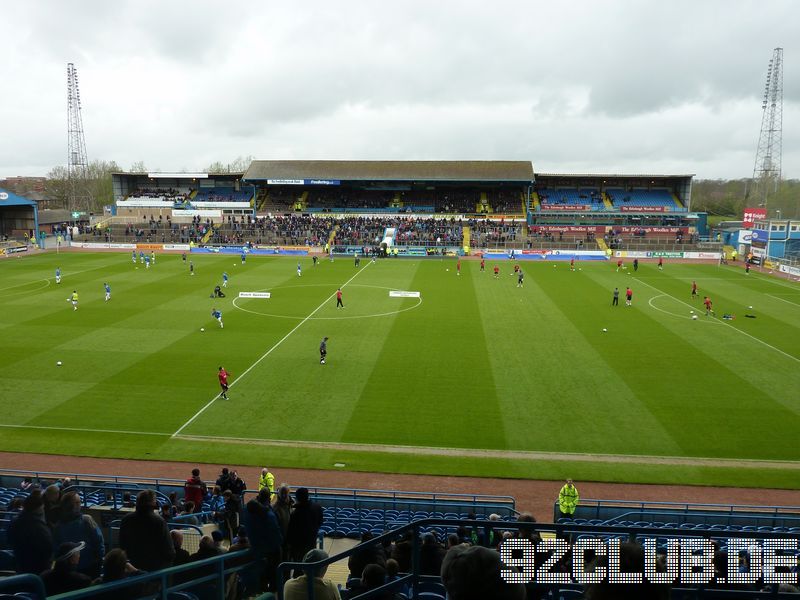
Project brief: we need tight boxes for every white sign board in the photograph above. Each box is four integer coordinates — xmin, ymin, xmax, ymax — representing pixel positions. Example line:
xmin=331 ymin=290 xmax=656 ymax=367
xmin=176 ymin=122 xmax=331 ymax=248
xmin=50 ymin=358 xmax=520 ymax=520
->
xmin=238 ymin=292 xmax=271 ymax=299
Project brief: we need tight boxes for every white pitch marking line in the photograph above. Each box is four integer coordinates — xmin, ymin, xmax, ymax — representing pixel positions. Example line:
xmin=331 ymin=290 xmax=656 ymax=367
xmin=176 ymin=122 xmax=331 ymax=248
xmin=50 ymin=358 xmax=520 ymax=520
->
xmin=637 ymin=278 xmax=800 ymax=364
xmin=646 ymin=294 xmax=720 ymax=324
xmin=171 ymin=261 xmax=373 ymax=437
xmin=0 ymin=279 xmax=50 ymax=294
xmin=0 ymin=422 xmax=167 ymax=436
xmin=768 ymin=294 xmax=800 ymax=307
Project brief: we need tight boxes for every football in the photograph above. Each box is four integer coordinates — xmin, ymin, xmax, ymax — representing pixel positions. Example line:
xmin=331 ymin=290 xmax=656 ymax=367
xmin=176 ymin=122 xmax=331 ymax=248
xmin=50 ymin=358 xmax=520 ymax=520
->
xmin=602 ymin=328 xmax=608 ymax=332
xmin=692 ymin=315 xmax=698 ymax=320
xmin=56 ymin=361 xmax=62 ymax=366
xmin=200 ymin=328 xmax=205 ymax=332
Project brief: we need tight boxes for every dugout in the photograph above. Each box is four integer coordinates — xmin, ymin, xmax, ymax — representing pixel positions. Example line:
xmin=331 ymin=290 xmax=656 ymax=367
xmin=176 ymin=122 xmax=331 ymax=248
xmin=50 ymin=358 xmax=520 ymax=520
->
xmin=243 ymin=160 xmax=535 ymax=215
xmin=0 ymin=188 xmax=39 ymax=241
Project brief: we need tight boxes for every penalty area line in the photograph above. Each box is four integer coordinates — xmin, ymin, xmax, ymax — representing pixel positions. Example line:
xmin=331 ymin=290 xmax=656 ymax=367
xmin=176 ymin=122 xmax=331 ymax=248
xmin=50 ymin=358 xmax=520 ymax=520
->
xmin=171 ymin=261 xmax=373 ymax=438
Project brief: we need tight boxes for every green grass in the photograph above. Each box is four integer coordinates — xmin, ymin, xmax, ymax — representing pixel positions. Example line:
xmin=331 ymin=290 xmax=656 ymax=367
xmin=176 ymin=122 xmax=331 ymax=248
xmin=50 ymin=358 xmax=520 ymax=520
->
xmin=1 ymin=251 xmax=799 ymax=488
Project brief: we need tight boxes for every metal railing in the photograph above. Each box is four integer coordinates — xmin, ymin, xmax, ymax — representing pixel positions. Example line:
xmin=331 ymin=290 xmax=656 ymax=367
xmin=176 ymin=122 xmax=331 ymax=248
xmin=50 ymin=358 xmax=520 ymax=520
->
xmin=276 ymin=518 xmax=800 ymax=599
xmin=561 ymin=499 xmax=800 ymax=525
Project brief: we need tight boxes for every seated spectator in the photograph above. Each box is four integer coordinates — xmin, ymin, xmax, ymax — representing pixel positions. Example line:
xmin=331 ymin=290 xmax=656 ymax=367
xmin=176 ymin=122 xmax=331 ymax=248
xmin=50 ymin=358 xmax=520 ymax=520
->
xmin=171 ymin=530 xmax=192 ymax=566
xmin=208 ymin=485 xmax=225 ymax=513
xmin=441 ymin=544 xmax=525 ymax=600
xmin=348 ymin=563 xmax=405 ymax=599
xmin=122 ymin=492 xmax=135 ymax=508
xmin=7 ymin=490 xmax=53 ymax=575
xmin=91 ymin=548 xmax=145 ymax=600
xmin=283 ymin=549 xmax=340 ymax=600
xmin=20 ymin=476 xmax=33 ymax=491
xmin=191 ymin=535 xmax=225 ymax=561
xmin=159 ymin=503 xmax=174 ymax=522
xmin=178 ymin=501 xmax=200 ymax=525
xmin=583 ymin=542 xmax=670 ymax=600
xmin=40 ymin=542 xmax=92 ymax=596
xmin=53 ymin=491 xmax=105 ymax=578
xmin=211 ymin=529 xmax=228 ymax=553
xmin=348 ymin=531 xmax=386 ymax=579
xmin=229 ymin=527 xmax=250 ymax=552
xmin=118 ymin=489 xmax=175 ymax=572
xmin=384 ymin=559 xmax=408 ymax=596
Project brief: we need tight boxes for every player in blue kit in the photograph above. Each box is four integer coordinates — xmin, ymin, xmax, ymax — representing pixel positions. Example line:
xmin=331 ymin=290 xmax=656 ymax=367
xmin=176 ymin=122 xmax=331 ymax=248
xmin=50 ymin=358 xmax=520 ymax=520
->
xmin=297 ymin=262 xmax=302 ymax=277
xmin=222 ymin=271 xmax=229 ymax=288
xmin=55 ymin=267 xmax=62 ymax=284
xmin=211 ymin=307 xmax=224 ymax=328
xmin=104 ymin=282 xmax=111 ymax=301
xmin=132 ymin=251 xmax=136 ymax=264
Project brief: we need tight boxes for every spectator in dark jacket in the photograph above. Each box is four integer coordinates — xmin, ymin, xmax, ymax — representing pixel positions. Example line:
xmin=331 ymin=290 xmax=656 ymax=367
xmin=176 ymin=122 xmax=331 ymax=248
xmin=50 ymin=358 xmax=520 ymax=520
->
xmin=191 ymin=535 xmax=225 ymax=561
xmin=286 ymin=487 xmax=323 ymax=563
xmin=91 ymin=549 xmax=146 ymax=600
xmin=119 ymin=489 xmax=175 ymax=572
xmin=272 ymin=485 xmax=293 ymax=544
xmin=348 ymin=563 xmax=405 ymax=600
xmin=228 ymin=470 xmax=246 ymax=499
xmin=348 ymin=531 xmax=386 ymax=579
xmin=43 ymin=484 xmax=62 ymax=527
xmin=7 ymin=490 xmax=53 ymax=574
xmin=171 ymin=530 xmax=192 ymax=566
xmin=245 ymin=498 xmax=283 ymax=591
xmin=40 ymin=542 xmax=93 ymax=596
xmin=419 ymin=533 xmax=446 ymax=576
xmin=215 ymin=467 xmax=231 ymax=491
xmin=184 ymin=468 xmax=207 ymax=511
xmin=53 ymin=491 xmax=105 ymax=578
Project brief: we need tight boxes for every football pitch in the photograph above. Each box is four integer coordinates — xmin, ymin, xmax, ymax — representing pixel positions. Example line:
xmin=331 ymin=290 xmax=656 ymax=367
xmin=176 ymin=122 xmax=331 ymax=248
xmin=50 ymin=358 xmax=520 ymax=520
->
xmin=1 ymin=251 xmax=799 ymax=489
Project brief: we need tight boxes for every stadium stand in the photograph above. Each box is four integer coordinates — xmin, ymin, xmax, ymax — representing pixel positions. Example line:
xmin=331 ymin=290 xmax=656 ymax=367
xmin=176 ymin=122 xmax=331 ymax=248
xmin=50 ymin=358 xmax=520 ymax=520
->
xmin=606 ymin=188 xmax=678 ymax=209
xmin=0 ymin=468 xmax=797 ymax=599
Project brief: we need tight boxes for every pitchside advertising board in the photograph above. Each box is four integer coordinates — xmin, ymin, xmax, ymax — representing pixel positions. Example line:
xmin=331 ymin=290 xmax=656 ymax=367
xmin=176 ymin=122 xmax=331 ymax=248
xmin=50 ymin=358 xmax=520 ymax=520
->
xmin=743 ymin=207 xmax=768 ymax=228
xmin=266 ymin=179 xmax=341 ymax=186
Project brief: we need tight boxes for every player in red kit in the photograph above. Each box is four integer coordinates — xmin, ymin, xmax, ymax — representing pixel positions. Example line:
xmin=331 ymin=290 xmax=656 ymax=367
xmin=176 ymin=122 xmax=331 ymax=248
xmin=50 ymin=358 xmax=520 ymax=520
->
xmin=658 ymin=257 xmax=663 ymax=270
xmin=336 ymin=288 xmax=344 ymax=309
xmin=570 ymin=257 xmax=575 ymax=271
xmin=625 ymin=287 xmax=633 ymax=306
xmin=218 ymin=366 xmax=229 ymax=400
xmin=704 ymin=296 xmax=713 ymax=316
xmin=691 ymin=281 xmax=698 ymax=299
xmin=457 ymin=259 xmax=461 ymax=276
xmin=493 ymin=265 xmax=500 ymax=279
xmin=480 ymin=258 xmax=485 ymax=272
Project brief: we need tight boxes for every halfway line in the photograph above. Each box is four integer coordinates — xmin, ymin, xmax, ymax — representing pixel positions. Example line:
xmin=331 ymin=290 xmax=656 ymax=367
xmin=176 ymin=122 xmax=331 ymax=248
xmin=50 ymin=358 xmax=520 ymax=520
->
xmin=171 ymin=262 xmax=372 ymax=437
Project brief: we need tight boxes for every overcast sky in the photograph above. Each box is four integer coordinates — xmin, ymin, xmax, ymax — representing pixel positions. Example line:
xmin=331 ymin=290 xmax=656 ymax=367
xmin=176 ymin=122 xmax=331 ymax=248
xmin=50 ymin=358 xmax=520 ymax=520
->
xmin=2 ymin=0 xmax=798 ymax=180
